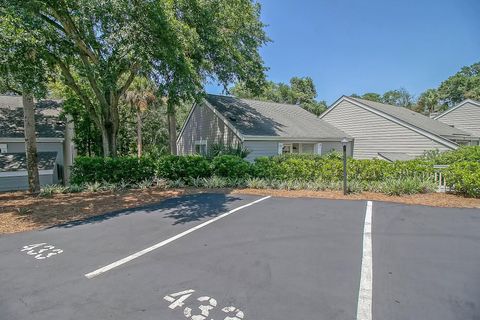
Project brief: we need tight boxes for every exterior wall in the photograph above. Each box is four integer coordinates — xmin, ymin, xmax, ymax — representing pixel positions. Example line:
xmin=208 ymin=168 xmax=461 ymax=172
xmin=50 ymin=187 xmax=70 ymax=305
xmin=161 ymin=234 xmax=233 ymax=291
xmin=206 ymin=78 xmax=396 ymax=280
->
xmin=243 ymin=140 xmax=353 ymax=162
xmin=177 ymin=103 xmax=242 ymax=155
xmin=436 ymin=102 xmax=480 ymax=137
xmin=0 ymin=171 xmax=54 ymax=192
xmin=243 ymin=141 xmax=279 ymax=161
xmin=322 ymin=100 xmax=452 ymax=159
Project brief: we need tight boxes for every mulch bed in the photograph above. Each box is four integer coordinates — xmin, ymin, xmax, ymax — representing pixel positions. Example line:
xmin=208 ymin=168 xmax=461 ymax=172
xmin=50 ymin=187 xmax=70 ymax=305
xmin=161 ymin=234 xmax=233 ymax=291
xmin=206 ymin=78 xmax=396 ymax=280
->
xmin=1 ymin=187 xmax=479 ymax=234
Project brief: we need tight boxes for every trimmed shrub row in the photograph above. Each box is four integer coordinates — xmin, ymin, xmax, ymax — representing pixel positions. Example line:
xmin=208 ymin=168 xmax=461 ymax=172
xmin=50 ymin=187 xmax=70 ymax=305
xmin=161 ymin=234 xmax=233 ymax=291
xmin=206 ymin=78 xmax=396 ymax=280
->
xmin=71 ymin=148 xmax=480 ymax=197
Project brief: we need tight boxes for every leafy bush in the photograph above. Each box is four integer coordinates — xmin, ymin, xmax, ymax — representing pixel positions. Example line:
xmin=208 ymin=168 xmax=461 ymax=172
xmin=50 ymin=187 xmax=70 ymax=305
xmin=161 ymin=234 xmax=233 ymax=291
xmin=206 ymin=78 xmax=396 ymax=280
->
xmin=71 ymin=156 xmax=155 ymax=185
xmin=421 ymin=146 xmax=480 ymax=164
xmin=211 ymin=155 xmax=252 ymax=178
xmin=376 ymin=177 xmax=437 ymax=196
xmin=444 ymin=162 xmax=480 ymax=197
xmin=155 ymin=155 xmax=211 ymax=181
xmin=208 ymin=143 xmax=250 ymax=159
xmin=39 ymin=184 xmax=68 ymax=197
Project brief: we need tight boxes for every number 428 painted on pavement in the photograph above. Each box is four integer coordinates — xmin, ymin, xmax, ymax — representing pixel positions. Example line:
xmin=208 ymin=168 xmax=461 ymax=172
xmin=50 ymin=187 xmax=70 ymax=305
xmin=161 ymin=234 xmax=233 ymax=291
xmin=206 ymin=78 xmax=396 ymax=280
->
xmin=164 ymin=289 xmax=245 ymax=320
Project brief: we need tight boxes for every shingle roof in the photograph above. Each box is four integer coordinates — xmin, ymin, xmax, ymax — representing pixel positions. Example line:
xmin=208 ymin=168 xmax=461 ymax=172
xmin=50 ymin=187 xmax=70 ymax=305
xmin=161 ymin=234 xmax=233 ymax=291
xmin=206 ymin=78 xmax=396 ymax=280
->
xmin=0 ymin=95 xmax=64 ymax=138
xmin=0 ymin=152 xmax=58 ymax=172
xmin=348 ymin=97 xmax=474 ymax=139
xmin=205 ymin=95 xmax=350 ymax=139
xmin=434 ymin=99 xmax=480 ymax=120
xmin=377 ymin=152 xmax=416 ymax=162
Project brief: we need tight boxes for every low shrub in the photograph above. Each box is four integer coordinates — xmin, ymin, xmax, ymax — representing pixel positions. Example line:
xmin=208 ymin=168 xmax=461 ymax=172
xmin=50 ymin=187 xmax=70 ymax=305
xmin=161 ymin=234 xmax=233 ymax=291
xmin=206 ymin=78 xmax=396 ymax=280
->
xmin=39 ymin=184 xmax=68 ymax=197
xmin=376 ymin=177 xmax=437 ymax=196
xmin=155 ymin=155 xmax=211 ymax=181
xmin=421 ymin=146 xmax=480 ymax=164
xmin=207 ymin=143 xmax=250 ymax=159
xmin=444 ymin=162 xmax=480 ymax=197
xmin=71 ymin=156 xmax=155 ymax=185
xmin=245 ymin=177 xmax=269 ymax=189
xmin=211 ymin=155 xmax=252 ymax=179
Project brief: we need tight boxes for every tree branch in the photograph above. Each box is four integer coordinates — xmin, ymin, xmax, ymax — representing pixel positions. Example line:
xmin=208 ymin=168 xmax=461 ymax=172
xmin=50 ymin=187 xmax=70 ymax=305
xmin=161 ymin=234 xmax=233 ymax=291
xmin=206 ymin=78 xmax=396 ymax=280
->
xmin=47 ymin=54 xmax=101 ymax=128
xmin=78 ymin=52 xmax=109 ymax=109
xmin=46 ymin=5 xmax=99 ymax=64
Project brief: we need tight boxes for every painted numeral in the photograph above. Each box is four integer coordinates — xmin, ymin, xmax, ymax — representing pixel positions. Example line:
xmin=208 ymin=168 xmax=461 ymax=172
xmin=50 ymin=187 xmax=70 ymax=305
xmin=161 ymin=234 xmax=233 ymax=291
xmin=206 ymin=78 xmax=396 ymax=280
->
xmin=21 ymin=243 xmax=63 ymax=260
xmin=164 ymin=290 xmax=195 ymax=310
xmin=222 ymin=306 xmax=245 ymax=320
xmin=164 ymin=289 xmax=246 ymax=320
xmin=184 ymin=296 xmax=217 ymax=320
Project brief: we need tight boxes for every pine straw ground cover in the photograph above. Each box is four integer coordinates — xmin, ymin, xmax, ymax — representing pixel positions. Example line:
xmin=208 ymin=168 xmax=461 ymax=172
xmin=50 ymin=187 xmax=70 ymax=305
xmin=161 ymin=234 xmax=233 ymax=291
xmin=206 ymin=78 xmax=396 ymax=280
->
xmin=1 ymin=187 xmax=480 ymax=234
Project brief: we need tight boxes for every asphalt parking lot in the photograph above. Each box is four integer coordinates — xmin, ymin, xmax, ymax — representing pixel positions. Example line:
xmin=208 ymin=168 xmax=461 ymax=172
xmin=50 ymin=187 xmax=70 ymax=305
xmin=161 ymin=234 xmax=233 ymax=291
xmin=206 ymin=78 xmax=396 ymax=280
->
xmin=0 ymin=193 xmax=479 ymax=320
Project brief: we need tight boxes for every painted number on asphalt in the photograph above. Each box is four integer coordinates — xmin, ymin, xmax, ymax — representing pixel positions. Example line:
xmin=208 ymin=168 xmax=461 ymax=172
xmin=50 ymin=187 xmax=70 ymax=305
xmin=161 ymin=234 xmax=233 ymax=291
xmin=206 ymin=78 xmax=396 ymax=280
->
xmin=21 ymin=243 xmax=64 ymax=260
xmin=164 ymin=289 xmax=245 ymax=320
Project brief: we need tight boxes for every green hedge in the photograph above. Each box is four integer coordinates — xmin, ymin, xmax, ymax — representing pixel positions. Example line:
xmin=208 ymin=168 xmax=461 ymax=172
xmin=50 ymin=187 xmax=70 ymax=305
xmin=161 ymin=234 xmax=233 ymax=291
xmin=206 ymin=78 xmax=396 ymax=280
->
xmin=444 ymin=161 xmax=480 ymax=197
xmin=155 ymin=155 xmax=211 ymax=181
xmin=211 ymin=155 xmax=252 ymax=178
xmin=71 ymin=156 xmax=155 ymax=185
xmin=70 ymin=150 xmax=480 ymax=198
xmin=422 ymin=146 xmax=480 ymax=164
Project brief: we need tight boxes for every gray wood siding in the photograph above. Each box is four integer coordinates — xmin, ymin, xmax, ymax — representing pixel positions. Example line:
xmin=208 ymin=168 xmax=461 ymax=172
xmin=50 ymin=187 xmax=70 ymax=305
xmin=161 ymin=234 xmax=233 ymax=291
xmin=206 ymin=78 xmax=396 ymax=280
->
xmin=436 ymin=102 xmax=480 ymax=137
xmin=177 ymin=103 xmax=242 ymax=155
xmin=322 ymin=100 xmax=452 ymax=159
xmin=243 ymin=141 xmax=279 ymax=161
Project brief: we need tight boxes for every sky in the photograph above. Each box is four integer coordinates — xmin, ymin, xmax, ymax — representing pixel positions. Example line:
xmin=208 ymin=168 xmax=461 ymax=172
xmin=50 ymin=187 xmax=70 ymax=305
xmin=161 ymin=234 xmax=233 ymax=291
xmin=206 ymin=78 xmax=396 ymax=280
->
xmin=205 ymin=0 xmax=480 ymax=105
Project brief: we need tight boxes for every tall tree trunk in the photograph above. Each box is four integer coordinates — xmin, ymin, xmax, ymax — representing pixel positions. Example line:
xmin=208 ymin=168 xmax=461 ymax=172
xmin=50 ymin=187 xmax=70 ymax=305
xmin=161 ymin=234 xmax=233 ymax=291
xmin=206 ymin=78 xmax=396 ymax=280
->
xmin=100 ymin=121 xmax=118 ymax=157
xmin=22 ymin=93 xmax=40 ymax=193
xmin=167 ymin=105 xmax=177 ymax=155
xmin=136 ymin=105 xmax=143 ymax=158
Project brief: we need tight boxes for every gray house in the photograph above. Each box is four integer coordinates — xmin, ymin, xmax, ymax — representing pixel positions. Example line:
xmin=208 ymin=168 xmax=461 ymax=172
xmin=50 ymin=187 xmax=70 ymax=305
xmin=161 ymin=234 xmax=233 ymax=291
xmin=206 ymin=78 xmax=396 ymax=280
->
xmin=434 ymin=99 xmax=480 ymax=137
xmin=0 ymin=95 xmax=76 ymax=191
xmin=177 ymin=94 xmax=353 ymax=161
xmin=320 ymin=96 xmax=479 ymax=160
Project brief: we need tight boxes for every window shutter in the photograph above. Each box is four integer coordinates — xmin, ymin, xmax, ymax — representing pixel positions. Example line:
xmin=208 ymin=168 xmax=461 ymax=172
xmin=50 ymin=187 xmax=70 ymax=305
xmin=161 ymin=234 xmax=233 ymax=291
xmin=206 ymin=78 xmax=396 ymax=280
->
xmin=277 ymin=142 xmax=284 ymax=155
xmin=315 ymin=143 xmax=322 ymax=155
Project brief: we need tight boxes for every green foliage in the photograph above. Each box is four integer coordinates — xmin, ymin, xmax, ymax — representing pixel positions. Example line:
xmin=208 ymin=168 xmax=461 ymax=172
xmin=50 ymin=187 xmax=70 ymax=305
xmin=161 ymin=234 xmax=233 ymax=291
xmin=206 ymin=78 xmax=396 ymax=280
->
xmin=39 ymin=184 xmax=68 ymax=197
xmin=444 ymin=162 xmax=480 ymax=197
xmin=71 ymin=156 xmax=155 ymax=185
xmin=3 ymin=0 xmax=268 ymax=156
xmin=211 ymin=155 xmax=252 ymax=179
xmin=208 ymin=143 xmax=250 ymax=159
xmin=421 ymin=146 xmax=480 ymax=165
xmin=375 ymin=177 xmax=437 ymax=196
xmin=438 ymin=62 xmax=480 ymax=106
xmin=352 ymin=88 xmax=414 ymax=109
xmin=155 ymin=155 xmax=211 ymax=181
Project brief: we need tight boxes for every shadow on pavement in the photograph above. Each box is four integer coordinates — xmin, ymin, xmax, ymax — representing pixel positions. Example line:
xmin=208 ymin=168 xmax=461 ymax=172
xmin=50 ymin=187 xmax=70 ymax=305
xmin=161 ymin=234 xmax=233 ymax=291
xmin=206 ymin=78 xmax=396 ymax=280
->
xmin=47 ymin=193 xmax=243 ymax=229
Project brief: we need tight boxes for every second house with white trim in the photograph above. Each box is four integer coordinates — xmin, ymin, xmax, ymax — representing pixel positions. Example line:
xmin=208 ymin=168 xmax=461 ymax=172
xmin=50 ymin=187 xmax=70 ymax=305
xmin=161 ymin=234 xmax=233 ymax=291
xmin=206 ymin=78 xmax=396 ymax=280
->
xmin=320 ymin=96 xmax=479 ymax=160
xmin=177 ymin=94 xmax=353 ymax=161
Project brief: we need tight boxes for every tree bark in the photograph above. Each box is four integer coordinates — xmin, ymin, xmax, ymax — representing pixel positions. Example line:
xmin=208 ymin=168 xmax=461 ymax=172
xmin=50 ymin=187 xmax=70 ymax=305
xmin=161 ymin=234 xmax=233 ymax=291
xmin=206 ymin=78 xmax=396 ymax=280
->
xmin=22 ymin=93 xmax=40 ymax=193
xmin=167 ymin=105 xmax=177 ymax=155
xmin=136 ymin=105 xmax=143 ymax=158
xmin=100 ymin=123 xmax=118 ymax=157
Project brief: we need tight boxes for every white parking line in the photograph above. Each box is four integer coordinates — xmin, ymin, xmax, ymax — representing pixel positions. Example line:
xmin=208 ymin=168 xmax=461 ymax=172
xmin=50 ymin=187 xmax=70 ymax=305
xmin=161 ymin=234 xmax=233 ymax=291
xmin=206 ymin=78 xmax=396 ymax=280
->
xmin=85 ymin=196 xmax=271 ymax=279
xmin=357 ymin=201 xmax=373 ymax=320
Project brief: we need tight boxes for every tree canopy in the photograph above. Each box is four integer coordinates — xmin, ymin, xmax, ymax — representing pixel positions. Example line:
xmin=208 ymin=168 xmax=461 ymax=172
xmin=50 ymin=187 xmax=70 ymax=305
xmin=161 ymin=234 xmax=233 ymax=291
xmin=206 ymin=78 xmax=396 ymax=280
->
xmin=437 ymin=62 xmax=480 ymax=106
xmin=1 ymin=0 xmax=268 ymax=156
xmin=230 ymin=76 xmax=327 ymax=116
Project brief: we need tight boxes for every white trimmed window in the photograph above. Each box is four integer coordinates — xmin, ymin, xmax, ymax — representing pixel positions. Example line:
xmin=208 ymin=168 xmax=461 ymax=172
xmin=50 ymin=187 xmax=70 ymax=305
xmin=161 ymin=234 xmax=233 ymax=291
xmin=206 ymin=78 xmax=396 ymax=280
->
xmin=282 ymin=143 xmax=292 ymax=154
xmin=194 ymin=140 xmax=208 ymax=155
xmin=0 ymin=144 xmax=7 ymax=153
xmin=279 ymin=142 xmax=319 ymax=155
